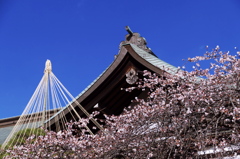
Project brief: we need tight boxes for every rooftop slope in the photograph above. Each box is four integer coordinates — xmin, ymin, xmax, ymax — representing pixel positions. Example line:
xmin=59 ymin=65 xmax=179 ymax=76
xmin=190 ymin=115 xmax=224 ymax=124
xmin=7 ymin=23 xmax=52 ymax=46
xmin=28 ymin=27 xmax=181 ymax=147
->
xmin=0 ymin=28 xmax=181 ymax=144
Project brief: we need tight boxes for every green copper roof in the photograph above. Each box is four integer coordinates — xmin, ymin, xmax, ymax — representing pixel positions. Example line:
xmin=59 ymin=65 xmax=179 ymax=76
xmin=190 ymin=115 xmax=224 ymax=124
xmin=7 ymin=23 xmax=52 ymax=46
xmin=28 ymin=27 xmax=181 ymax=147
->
xmin=40 ymin=43 xmax=183 ymax=127
xmin=0 ymin=126 xmax=14 ymax=144
xmin=0 ymin=121 xmax=41 ymax=145
xmin=129 ymin=43 xmax=180 ymax=75
xmin=75 ymin=43 xmax=180 ymax=99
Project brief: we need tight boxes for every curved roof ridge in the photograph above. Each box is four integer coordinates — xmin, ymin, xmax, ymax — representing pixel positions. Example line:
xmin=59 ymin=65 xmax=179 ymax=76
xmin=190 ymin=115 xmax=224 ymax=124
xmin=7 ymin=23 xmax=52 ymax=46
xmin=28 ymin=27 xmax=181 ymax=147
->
xmin=128 ymin=43 xmax=180 ymax=75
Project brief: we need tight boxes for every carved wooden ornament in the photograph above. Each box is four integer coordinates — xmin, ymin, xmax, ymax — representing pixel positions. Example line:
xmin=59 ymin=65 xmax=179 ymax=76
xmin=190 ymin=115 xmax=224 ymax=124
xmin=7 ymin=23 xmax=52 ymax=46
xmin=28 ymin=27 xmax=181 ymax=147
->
xmin=126 ymin=68 xmax=138 ymax=84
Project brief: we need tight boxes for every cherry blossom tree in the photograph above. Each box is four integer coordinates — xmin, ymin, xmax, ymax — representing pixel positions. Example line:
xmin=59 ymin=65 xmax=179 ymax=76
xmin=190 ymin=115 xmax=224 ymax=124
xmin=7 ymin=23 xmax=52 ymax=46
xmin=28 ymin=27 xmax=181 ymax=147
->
xmin=2 ymin=48 xmax=240 ymax=158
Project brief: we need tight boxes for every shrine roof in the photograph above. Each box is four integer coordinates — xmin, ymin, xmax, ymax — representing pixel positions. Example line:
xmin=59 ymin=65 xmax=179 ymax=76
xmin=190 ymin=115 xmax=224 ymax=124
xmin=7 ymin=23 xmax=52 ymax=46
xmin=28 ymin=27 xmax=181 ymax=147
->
xmin=73 ymin=43 xmax=180 ymax=102
xmin=0 ymin=126 xmax=14 ymax=144
xmin=128 ymin=43 xmax=179 ymax=75
xmin=45 ymin=28 xmax=184 ymax=127
xmin=0 ymin=116 xmax=19 ymax=144
xmin=48 ymin=41 xmax=180 ymax=121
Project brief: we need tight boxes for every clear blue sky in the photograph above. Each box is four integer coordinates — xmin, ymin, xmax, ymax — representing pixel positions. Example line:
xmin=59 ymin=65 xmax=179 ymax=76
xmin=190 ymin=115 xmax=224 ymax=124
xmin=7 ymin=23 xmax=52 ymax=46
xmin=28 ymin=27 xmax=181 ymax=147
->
xmin=0 ymin=0 xmax=240 ymax=119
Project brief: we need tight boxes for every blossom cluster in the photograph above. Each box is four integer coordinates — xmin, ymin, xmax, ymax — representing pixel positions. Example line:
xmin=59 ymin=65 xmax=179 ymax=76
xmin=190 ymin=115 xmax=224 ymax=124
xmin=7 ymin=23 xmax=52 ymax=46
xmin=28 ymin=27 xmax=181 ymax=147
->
xmin=2 ymin=49 xmax=240 ymax=158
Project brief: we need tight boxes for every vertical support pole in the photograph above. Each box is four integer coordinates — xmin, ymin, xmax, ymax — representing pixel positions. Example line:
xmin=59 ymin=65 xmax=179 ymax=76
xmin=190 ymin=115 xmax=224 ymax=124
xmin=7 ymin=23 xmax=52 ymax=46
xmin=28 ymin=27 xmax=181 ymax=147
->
xmin=41 ymin=72 xmax=49 ymax=126
xmin=41 ymin=60 xmax=52 ymax=127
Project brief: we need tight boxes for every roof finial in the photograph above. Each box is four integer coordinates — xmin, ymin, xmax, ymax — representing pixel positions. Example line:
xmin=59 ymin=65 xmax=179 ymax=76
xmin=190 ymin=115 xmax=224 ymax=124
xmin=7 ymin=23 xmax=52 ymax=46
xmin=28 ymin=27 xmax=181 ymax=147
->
xmin=121 ymin=26 xmax=158 ymax=57
xmin=44 ymin=59 xmax=52 ymax=73
xmin=125 ymin=26 xmax=133 ymax=35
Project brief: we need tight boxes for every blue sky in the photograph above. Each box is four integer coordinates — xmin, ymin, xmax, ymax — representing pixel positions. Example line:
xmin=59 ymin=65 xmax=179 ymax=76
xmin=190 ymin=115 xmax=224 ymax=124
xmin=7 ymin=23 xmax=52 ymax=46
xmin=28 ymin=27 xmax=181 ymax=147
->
xmin=0 ymin=0 xmax=240 ymax=119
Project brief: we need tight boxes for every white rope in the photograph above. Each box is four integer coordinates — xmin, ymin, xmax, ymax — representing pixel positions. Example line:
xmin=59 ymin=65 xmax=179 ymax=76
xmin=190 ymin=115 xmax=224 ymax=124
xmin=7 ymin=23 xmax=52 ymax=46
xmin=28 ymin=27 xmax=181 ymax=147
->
xmin=2 ymin=60 xmax=102 ymax=149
